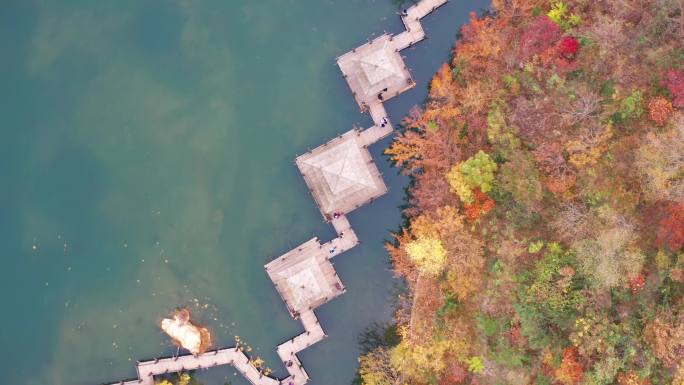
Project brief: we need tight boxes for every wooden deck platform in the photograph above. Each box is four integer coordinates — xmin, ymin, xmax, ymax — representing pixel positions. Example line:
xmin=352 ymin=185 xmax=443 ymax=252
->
xmin=265 ymin=237 xmax=347 ymax=317
xmin=103 ymin=1 xmax=448 ymax=385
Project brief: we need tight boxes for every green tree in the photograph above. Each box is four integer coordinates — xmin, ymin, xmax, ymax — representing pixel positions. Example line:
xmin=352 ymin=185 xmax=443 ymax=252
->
xmin=520 ymin=243 xmax=585 ymax=331
xmin=446 ymin=151 xmax=498 ymax=204
xmin=617 ymin=90 xmax=644 ymax=121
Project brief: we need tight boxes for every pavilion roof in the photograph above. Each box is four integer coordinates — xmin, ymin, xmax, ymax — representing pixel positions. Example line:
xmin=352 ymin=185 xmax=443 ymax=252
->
xmin=337 ymin=34 xmax=414 ymax=107
xmin=296 ymin=130 xmax=387 ymax=217
xmin=265 ymin=238 xmax=344 ymax=316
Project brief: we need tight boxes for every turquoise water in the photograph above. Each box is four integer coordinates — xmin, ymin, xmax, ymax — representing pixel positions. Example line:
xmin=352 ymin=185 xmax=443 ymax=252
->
xmin=0 ymin=1 xmax=488 ymax=384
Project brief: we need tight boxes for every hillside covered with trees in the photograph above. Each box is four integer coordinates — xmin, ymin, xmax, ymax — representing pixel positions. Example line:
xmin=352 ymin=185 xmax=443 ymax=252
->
xmin=357 ymin=1 xmax=684 ymax=384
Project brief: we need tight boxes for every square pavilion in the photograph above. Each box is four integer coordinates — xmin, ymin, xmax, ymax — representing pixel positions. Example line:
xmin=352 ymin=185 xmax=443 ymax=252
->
xmin=265 ymin=238 xmax=345 ymax=318
xmin=337 ymin=33 xmax=414 ymax=108
xmin=296 ymin=130 xmax=387 ymax=219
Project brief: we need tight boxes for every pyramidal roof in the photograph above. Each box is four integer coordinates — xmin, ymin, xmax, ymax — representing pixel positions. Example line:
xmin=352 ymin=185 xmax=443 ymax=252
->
xmin=296 ymin=130 xmax=388 ymax=217
xmin=302 ymin=140 xmax=376 ymax=195
xmin=358 ymin=41 xmax=399 ymax=85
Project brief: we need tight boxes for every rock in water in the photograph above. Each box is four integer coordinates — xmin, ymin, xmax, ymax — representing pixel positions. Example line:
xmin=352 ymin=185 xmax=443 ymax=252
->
xmin=160 ymin=308 xmax=212 ymax=355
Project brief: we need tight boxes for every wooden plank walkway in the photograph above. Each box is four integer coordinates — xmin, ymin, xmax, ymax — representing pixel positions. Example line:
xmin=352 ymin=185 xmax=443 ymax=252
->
xmin=103 ymin=1 xmax=447 ymax=384
xmin=276 ymin=311 xmax=326 ymax=385
xmin=358 ymin=103 xmax=393 ymax=146
xmin=134 ymin=348 xmax=279 ymax=385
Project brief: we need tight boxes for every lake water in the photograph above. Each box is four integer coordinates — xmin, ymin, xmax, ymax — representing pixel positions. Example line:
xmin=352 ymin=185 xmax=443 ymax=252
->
xmin=0 ymin=1 xmax=489 ymax=384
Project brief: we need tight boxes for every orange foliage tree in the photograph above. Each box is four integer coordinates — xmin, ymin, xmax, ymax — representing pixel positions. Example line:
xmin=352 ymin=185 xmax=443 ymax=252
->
xmin=647 ymin=96 xmax=674 ymax=126
xmin=617 ymin=371 xmax=652 ymax=385
xmin=463 ymin=188 xmax=496 ymax=220
xmin=555 ymin=346 xmax=584 ymax=384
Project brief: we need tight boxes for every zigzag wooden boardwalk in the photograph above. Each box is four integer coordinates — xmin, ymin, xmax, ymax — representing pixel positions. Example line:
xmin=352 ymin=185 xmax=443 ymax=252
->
xmin=105 ymin=1 xmax=447 ymax=384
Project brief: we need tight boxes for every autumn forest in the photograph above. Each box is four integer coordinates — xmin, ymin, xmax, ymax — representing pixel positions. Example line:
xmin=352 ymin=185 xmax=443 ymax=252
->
xmin=357 ymin=1 xmax=684 ymax=384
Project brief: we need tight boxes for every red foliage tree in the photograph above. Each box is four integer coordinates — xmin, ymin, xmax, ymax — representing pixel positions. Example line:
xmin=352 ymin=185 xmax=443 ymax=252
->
xmin=555 ymin=347 xmax=584 ymax=384
xmin=519 ymin=16 xmax=562 ymax=59
xmin=656 ymin=203 xmax=684 ymax=251
xmin=628 ymin=274 xmax=646 ymax=294
xmin=463 ymin=188 xmax=496 ymax=220
xmin=559 ymin=37 xmax=580 ymax=58
xmin=662 ymin=68 xmax=684 ymax=108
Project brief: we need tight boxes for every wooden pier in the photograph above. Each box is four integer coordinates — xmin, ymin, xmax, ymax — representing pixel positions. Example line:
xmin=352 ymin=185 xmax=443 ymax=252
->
xmin=104 ymin=1 xmax=448 ymax=385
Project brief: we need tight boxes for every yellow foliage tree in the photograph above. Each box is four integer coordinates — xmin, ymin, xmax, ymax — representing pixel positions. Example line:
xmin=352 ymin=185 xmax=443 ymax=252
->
xmin=390 ymin=337 xmax=469 ymax=381
xmin=405 ymin=237 xmax=447 ymax=276
xmin=384 ymin=140 xmax=420 ymax=169
xmin=430 ymin=63 xmax=456 ymax=102
xmin=358 ymin=347 xmax=400 ymax=385
xmin=565 ymin=125 xmax=613 ymax=168
xmin=155 ymin=373 xmax=191 ymax=385
xmin=445 ymin=165 xmax=474 ymax=204
xmin=177 ymin=373 xmax=191 ymax=385
xmin=409 ymin=206 xmax=485 ymax=301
